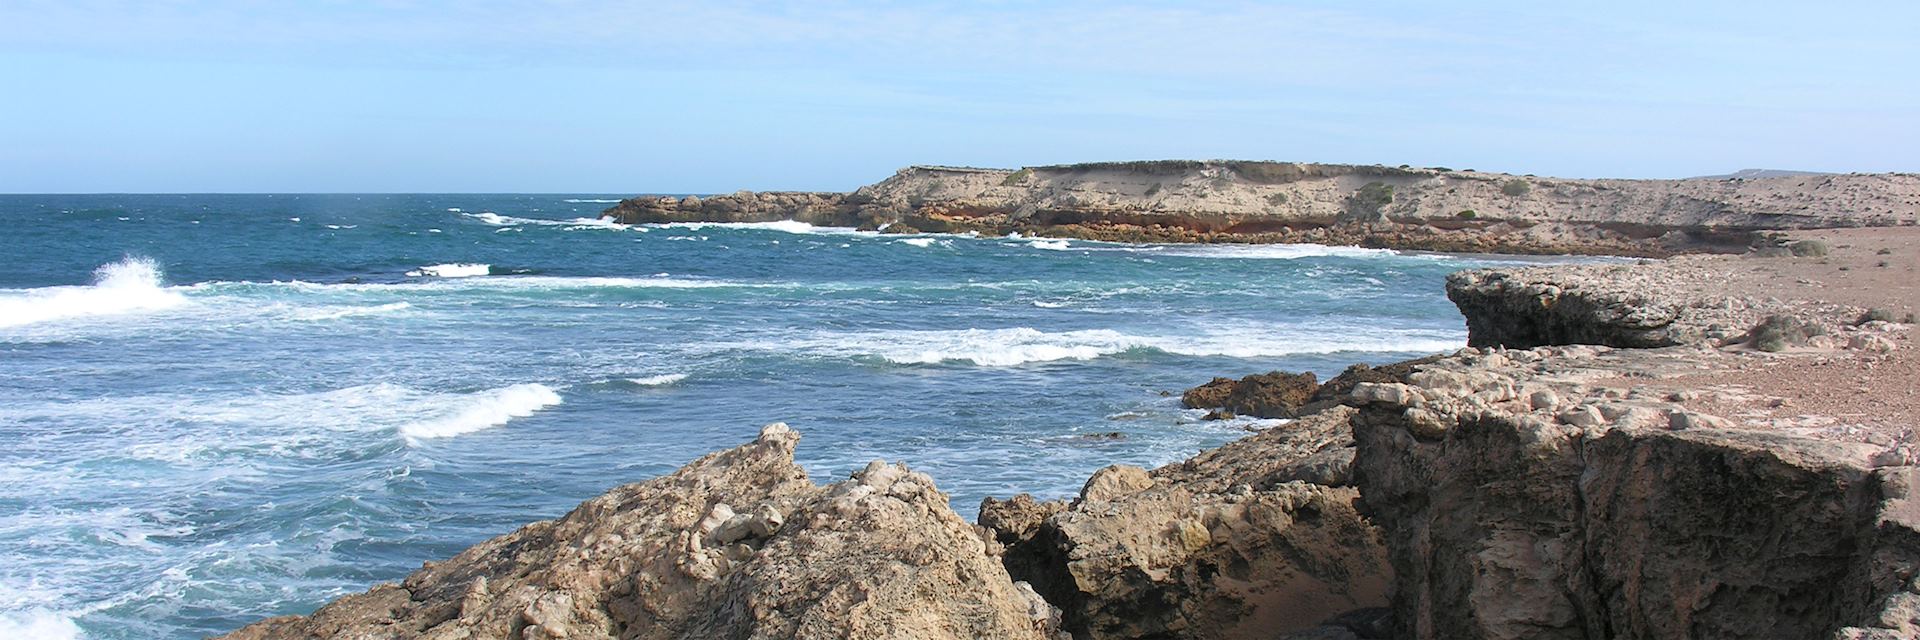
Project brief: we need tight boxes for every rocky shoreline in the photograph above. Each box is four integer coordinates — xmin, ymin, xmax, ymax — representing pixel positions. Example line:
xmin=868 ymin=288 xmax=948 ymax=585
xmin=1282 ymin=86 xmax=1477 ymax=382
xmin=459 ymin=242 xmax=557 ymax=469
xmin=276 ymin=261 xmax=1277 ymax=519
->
xmin=602 ymin=161 xmax=1920 ymax=256
xmin=219 ymin=225 xmax=1919 ymax=638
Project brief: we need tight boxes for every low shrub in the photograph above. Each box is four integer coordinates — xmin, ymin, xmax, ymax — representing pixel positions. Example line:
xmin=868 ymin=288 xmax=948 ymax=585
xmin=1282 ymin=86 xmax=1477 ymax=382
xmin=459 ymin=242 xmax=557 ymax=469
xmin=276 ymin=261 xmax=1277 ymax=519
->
xmin=1501 ymin=179 xmax=1532 ymax=197
xmin=1002 ymin=168 xmax=1033 ymax=186
xmin=1456 ymin=210 xmax=1477 ymax=219
xmin=1747 ymin=315 xmax=1825 ymax=352
xmin=1789 ymin=239 xmax=1830 ymax=257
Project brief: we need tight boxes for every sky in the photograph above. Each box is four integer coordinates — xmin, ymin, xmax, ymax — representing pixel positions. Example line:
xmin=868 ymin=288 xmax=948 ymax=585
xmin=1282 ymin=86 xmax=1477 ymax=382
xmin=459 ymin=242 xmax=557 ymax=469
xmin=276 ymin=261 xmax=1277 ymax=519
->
xmin=0 ymin=1 xmax=1915 ymax=193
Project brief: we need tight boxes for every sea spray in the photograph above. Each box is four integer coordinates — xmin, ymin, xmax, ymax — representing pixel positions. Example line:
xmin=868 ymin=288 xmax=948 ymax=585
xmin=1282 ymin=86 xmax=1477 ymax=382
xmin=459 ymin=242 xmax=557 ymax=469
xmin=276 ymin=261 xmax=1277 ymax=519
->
xmin=0 ymin=256 xmax=187 ymax=328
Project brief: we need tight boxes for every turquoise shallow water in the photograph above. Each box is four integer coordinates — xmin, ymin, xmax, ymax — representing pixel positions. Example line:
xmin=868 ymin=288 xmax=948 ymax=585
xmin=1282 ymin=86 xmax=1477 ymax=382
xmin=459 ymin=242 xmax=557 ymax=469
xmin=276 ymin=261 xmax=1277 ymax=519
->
xmin=1 ymin=194 xmax=1551 ymax=639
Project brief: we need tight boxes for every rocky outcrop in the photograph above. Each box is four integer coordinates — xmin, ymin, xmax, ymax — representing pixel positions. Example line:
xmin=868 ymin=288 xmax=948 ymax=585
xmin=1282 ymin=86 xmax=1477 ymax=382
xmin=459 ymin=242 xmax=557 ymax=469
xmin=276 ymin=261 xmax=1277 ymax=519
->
xmin=218 ymin=424 xmax=1056 ymax=640
xmin=1446 ymin=256 xmax=1890 ymax=349
xmin=1343 ymin=342 xmax=1920 ymax=640
xmin=1180 ymin=370 xmax=1320 ymax=419
xmin=982 ymin=407 xmax=1393 ymax=639
xmin=603 ymin=191 xmax=859 ymax=226
xmin=607 ymin=161 xmax=1920 ymax=255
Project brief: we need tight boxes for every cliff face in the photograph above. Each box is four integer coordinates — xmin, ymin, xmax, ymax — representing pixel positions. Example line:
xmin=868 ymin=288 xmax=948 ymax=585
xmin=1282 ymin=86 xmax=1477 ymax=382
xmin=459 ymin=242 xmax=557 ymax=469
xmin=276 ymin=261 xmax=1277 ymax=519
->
xmin=1346 ymin=344 xmax=1920 ymax=640
xmin=605 ymin=161 xmax=1920 ymax=255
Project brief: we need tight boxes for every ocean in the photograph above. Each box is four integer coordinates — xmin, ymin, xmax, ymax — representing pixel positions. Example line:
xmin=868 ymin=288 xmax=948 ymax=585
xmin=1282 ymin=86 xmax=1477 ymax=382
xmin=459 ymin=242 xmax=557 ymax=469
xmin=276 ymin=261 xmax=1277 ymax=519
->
xmin=2 ymin=194 xmax=1542 ymax=639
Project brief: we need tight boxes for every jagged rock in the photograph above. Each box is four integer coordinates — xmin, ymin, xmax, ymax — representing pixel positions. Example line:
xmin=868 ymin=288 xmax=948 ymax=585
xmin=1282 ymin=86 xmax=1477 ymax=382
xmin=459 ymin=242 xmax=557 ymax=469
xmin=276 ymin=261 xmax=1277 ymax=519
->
xmin=1078 ymin=465 xmax=1153 ymax=503
xmin=984 ymin=407 xmax=1391 ymax=639
xmin=979 ymin=494 xmax=1068 ymax=548
xmin=218 ymin=424 xmax=1053 ymax=640
xmin=1180 ymin=370 xmax=1320 ymax=418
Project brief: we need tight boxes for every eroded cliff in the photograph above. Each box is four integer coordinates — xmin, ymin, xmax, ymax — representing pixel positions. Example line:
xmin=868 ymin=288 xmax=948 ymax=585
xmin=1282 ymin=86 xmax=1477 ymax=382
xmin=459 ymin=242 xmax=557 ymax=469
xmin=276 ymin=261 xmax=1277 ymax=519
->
xmin=605 ymin=161 xmax=1920 ymax=255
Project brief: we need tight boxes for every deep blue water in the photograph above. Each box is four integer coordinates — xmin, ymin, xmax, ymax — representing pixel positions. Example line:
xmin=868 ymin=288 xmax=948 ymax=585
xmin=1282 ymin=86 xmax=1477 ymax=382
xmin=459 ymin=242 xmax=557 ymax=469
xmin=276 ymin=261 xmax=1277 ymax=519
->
xmin=0 ymin=194 xmax=1546 ymax=639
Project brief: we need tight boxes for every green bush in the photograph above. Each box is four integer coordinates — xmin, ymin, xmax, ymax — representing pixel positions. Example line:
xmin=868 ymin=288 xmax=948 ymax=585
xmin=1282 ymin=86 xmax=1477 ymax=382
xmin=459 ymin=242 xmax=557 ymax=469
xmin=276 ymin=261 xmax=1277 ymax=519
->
xmin=1002 ymin=168 xmax=1033 ymax=186
xmin=1266 ymin=192 xmax=1288 ymax=206
xmin=1747 ymin=315 xmax=1825 ymax=352
xmin=1456 ymin=210 xmax=1478 ymax=219
xmin=1789 ymin=239 xmax=1830 ymax=257
xmin=1501 ymin=179 xmax=1532 ymax=197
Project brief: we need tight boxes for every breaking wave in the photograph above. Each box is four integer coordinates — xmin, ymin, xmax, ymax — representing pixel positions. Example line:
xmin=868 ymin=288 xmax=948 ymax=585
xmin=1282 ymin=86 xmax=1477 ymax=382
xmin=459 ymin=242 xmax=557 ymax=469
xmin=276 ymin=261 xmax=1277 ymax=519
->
xmin=407 ymin=263 xmax=491 ymax=278
xmin=1139 ymin=243 xmax=1400 ymax=260
xmin=399 ymin=383 xmax=563 ymax=442
xmin=626 ymin=373 xmax=688 ymax=386
xmin=650 ymin=220 xmax=861 ymax=235
xmin=0 ymin=257 xmax=188 ymax=328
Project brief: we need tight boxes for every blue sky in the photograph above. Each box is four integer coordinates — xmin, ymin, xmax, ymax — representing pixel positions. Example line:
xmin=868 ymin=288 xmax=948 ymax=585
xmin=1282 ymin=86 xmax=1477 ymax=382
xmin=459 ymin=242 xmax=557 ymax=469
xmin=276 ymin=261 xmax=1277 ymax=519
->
xmin=1 ymin=1 xmax=1915 ymax=193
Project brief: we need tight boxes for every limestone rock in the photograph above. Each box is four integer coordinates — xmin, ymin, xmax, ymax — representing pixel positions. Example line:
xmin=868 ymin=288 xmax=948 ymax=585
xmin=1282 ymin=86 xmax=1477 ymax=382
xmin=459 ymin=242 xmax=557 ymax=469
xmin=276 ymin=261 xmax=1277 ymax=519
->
xmin=218 ymin=423 xmax=1052 ymax=640
xmin=985 ymin=407 xmax=1391 ymax=639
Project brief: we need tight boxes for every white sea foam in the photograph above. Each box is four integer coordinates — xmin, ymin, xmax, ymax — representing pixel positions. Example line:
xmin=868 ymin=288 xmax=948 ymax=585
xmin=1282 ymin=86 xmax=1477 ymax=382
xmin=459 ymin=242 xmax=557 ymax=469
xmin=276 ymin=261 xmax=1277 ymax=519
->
xmin=768 ymin=324 xmax=1462 ymax=367
xmin=0 ymin=608 xmax=81 ymax=640
xmin=464 ymin=211 xmax=631 ymax=230
xmin=627 ymin=373 xmax=688 ymax=386
xmin=651 ymin=220 xmax=861 ymax=235
xmin=407 ymin=263 xmax=491 ymax=278
xmin=0 ymin=257 xmax=188 ymax=328
xmin=895 ymin=237 xmax=944 ymax=248
xmin=1027 ymin=239 xmax=1073 ymax=251
xmin=399 ymin=383 xmax=562 ymax=442
xmin=1140 ymin=243 xmax=1399 ymax=260
xmin=293 ymin=302 xmax=412 ymax=321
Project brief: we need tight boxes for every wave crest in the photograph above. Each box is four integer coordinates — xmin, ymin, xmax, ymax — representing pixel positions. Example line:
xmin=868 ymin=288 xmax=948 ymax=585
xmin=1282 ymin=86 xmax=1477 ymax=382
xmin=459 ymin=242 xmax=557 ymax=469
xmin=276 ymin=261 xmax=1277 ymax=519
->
xmin=0 ymin=257 xmax=188 ymax=329
xmin=407 ymin=263 xmax=491 ymax=278
xmin=400 ymin=383 xmax=563 ymax=442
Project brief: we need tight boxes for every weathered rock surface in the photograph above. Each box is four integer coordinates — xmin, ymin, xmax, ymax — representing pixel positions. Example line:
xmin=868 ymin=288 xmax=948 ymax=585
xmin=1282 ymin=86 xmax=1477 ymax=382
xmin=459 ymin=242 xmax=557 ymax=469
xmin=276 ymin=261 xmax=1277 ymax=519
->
xmin=983 ymin=407 xmax=1392 ymax=639
xmin=608 ymin=161 xmax=1920 ymax=255
xmin=1447 ymin=256 xmax=1892 ymax=349
xmin=219 ymin=424 xmax=1056 ymax=640
xmin=1180 ymin=370 xmax=1320 ymax=419
xmin=1343 ymin=344 xmax=1920 ymax=640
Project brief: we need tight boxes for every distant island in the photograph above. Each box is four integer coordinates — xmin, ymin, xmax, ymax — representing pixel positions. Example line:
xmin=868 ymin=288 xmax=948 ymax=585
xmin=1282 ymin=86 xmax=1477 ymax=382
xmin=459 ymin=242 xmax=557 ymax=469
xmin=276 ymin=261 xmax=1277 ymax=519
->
xmin=604 ymin=160 xmax=1920 ymax=256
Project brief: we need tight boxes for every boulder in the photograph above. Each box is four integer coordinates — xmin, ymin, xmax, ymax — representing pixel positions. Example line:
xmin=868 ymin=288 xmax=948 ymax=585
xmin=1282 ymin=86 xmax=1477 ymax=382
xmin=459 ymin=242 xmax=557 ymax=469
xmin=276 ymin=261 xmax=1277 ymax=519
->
xmin=1181 ymin=371 xmax=1321 ymax=418
xmin=218 ymin=424 xmax=1055 ymax=640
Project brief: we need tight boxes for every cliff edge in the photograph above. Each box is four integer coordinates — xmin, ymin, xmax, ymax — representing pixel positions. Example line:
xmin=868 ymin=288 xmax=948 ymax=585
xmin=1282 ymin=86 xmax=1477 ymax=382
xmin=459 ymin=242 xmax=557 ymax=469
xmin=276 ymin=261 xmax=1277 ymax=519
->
xmin=605 ymin=161 xmax=1920 ymax=256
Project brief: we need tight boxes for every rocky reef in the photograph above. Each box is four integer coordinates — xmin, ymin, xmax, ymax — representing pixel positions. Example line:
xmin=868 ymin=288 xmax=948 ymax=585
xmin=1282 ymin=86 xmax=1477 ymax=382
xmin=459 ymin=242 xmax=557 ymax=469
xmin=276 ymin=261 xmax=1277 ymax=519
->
xmin=605 ymin=161 xmax=1920 ymax=256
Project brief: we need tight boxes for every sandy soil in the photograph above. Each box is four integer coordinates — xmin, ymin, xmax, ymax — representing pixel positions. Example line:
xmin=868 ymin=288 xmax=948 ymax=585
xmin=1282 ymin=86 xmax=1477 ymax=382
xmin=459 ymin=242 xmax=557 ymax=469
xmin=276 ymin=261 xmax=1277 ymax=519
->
xmin=1616 ymin=227 xmax=1919 ymax=450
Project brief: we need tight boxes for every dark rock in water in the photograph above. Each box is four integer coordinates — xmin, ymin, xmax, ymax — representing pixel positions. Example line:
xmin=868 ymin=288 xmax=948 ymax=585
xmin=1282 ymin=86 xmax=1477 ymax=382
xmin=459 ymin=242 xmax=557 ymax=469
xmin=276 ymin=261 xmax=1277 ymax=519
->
xmin=1181 ymin=371 xmax=1320 ymax=418
xmin=1202 ymin=409 xmax=1236 ymax=421
xmin=1181 ymin=377 xmax=1238 ymax=410
xmin=1069 ymin=431 xmax=1127 ymax=442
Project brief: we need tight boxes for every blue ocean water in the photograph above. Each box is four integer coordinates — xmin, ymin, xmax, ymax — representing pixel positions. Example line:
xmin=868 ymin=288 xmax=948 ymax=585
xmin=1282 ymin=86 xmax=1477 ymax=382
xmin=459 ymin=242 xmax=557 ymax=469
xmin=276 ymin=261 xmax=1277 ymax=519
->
xmin=1 ymin=194 xmax=1542 ymax=639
